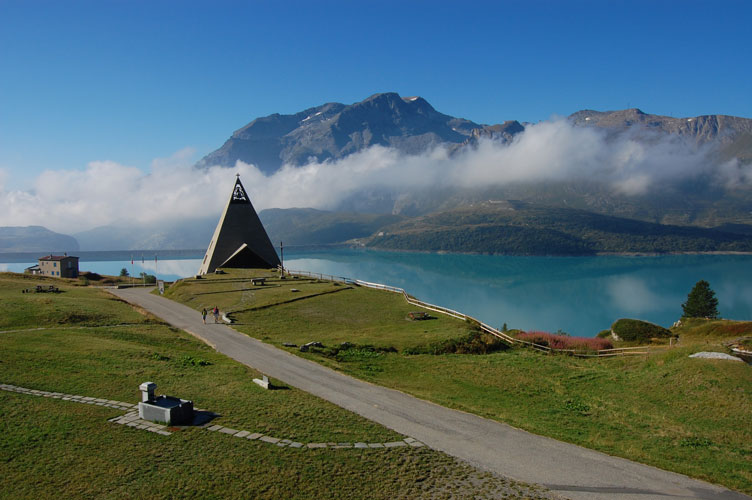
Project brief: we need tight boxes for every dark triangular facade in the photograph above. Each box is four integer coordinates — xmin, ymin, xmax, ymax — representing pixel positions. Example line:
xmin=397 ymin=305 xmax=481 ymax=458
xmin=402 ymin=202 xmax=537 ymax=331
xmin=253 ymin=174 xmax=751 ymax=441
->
xmin=198 ymin=177 xmax=280 ymax=274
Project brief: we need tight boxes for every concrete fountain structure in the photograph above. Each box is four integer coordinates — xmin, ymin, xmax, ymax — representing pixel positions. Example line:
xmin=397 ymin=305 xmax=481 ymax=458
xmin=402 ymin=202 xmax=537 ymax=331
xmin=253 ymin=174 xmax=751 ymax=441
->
xmin=137 ymin=382 xmax=194 ymax=426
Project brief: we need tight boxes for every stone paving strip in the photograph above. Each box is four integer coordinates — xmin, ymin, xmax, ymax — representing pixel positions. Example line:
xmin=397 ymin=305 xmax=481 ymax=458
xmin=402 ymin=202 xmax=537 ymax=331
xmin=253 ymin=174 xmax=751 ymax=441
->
xmin=0 ymin=323 xmax=144 ymax=335
xmin=1 ymin=383 xmax=426 ymax=450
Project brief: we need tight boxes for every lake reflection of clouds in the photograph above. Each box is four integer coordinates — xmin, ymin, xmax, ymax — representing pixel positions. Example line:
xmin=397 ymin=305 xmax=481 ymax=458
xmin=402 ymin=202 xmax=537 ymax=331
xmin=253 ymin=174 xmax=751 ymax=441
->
xmin=717 ymin=281 xmax=752 ymax=313
xmin=140 ymin=259 xmax=202 ymax=278
xmin=605 ymin=276 xmax=674 ymax=314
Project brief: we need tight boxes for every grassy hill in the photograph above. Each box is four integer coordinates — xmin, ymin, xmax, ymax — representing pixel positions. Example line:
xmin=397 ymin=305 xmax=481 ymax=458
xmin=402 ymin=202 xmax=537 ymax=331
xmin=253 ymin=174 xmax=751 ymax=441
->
xmin=260 ymin=208 xmax=404 ymax=247
xmin=0 ymin=272 xmax=549 ymax=499
xmin=166 ymin=269 xmax=752 ymax=495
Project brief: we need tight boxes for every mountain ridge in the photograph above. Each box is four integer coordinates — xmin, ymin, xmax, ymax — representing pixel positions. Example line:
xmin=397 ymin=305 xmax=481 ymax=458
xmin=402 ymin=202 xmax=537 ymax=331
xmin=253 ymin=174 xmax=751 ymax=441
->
xmin=0 ymin=226 xmax=79 ymax=253
xmin=197 ymin=93 xmax=752 ymax=174
xmin=196 ymin=92 xmax=493 ymax=173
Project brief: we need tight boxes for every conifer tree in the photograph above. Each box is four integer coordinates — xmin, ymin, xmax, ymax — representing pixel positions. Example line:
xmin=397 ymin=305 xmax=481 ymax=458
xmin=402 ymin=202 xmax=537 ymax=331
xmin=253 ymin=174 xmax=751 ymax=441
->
xmin=681 ymin=280 xmax=719 ymax=318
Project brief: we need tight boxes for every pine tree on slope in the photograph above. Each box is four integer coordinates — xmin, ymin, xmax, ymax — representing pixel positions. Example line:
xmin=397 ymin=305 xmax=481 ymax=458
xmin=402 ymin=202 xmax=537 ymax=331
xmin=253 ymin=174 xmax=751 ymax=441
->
xmin=682 ymin=280 xmax=719 ymax=319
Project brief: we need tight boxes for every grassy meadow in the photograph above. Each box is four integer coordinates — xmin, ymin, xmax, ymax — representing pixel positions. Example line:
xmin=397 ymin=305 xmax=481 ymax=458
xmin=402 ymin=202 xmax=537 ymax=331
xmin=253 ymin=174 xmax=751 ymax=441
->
xmin=166 ymin=269 xmax=752 ymax=495
xmin=0 ymin=272 xmax=552 ymax=499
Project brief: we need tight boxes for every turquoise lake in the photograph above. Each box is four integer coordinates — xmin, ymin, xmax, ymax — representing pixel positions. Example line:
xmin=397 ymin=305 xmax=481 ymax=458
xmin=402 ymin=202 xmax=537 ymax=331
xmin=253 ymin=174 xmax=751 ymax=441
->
xmin=2 ymin=249 xmax=750 ymax=336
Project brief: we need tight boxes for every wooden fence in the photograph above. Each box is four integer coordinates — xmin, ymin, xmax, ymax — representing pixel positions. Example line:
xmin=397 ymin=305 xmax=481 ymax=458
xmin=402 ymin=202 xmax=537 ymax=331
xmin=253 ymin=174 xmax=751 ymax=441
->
xmin=283 ymin=268 xmax=660 ymax=358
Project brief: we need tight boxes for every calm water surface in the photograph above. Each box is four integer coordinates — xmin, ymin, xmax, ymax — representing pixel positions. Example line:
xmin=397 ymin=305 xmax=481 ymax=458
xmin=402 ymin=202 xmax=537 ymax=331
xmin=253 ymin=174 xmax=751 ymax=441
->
xmin=3 ymin=249 xmax=750 ymax=336
xmin=284 ymin=250 xmax=752 ymax=336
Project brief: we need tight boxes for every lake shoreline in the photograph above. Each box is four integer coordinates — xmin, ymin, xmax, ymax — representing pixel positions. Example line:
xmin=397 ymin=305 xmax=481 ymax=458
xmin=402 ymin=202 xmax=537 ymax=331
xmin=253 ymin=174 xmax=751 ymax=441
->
xmin=3 ymin=246 xmax=752 ymax=262
xmin=361 ymin=245 xmax=752 ymax=258
xmin=3 ymin=249 xmax=752 ymax=336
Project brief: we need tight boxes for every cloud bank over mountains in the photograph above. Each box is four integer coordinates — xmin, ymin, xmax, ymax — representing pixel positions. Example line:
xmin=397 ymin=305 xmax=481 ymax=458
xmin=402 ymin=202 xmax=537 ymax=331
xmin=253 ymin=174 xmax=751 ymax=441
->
xmin=0 ymin=118 xmax=747 ymax=235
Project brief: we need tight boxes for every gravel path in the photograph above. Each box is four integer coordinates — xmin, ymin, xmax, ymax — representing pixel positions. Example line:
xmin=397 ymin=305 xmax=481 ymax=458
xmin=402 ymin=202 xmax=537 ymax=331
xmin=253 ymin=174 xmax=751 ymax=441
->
xmin=110 ymin=287 xmax=750 ymax=500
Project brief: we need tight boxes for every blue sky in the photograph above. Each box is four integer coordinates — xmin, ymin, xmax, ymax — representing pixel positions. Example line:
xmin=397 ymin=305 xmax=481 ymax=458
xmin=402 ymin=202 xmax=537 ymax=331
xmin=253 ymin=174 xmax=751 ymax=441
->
xmin=1 ymin=0 xmax=751 ymax=190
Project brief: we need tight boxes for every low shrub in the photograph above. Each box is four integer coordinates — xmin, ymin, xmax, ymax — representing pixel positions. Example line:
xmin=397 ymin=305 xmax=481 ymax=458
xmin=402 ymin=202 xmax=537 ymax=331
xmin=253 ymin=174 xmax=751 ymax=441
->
xmin=465 ymin=317 xmax=482 ymax=331
xmin=516 ymin=331 xmax=613 ymax=351
xmin=564 ymin=399 xmax=591 ymax=415
xmin=679 ymin=437 xmax=713 ymax=448
xmin=596 ymin=330 xmax=611 ymax=339
xmin=179 ymin=355 xmax=211 ymax=367
xmin=403 ymin=330 xmax=509 ymax=355
xmin=316 ymin=342 xmax=397 ymax=360
xmin=611 ymin=318 xmax=671 ymax=343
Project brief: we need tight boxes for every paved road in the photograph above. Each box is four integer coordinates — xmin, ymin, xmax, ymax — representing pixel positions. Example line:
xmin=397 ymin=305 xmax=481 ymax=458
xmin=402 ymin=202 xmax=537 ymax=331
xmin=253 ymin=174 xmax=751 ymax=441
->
xmin=111 ymin=287 xmax=749 ymax=500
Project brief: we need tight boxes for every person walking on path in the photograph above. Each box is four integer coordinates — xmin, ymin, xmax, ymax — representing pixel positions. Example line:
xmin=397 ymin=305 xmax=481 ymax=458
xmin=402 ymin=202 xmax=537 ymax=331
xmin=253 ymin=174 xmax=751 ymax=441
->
xmin=213 ymin=306 xmax=219 ymax=324
xmin=201 ymin=308 xmax=207 ymax=324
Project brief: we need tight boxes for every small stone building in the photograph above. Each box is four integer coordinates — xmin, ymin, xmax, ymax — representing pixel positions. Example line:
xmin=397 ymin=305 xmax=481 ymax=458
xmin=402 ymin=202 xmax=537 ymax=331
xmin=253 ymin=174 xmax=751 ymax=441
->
xmin=38 ymin=255 xmax=79 ymax=278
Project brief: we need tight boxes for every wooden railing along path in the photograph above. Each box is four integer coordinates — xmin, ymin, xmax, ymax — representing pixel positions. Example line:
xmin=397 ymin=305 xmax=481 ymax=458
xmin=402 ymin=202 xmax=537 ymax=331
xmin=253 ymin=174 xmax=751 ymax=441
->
xmin=283 ymin=269 xmax=658 ymax=359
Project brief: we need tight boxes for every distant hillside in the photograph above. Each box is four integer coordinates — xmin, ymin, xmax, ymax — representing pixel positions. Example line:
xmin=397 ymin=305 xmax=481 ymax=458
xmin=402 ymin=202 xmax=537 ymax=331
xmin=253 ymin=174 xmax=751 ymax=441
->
xmin=0 ymin=226 xmax=79 ymax=253
xmin=363 ymin=204 xmax=752 ymax=255
xmin=259 ymin=208 xmax=404 ymax=247
xmin=68 ymin=210 xmax=403 ymax=251
xmin=74 ymin=218 xmax=216 ymax=251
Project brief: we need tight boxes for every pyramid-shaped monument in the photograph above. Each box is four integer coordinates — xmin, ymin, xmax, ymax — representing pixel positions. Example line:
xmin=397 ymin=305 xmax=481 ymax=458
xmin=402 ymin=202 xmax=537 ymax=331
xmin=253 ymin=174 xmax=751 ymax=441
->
xmin=198 ymin=176 xmax=280 ymax=274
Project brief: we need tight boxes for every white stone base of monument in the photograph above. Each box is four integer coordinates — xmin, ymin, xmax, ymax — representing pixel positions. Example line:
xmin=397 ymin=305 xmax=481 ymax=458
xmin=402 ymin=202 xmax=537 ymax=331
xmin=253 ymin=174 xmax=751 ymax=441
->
xmin=253 ymin=375 xmax=270 ymax=389
xmin=138 ymin=396 xmax=194 ymax=425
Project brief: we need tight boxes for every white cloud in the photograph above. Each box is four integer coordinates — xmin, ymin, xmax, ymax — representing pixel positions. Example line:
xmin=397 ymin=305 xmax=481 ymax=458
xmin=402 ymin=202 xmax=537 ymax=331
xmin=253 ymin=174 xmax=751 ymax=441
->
xmin=0 ymin=118 xmax=739 ymax=234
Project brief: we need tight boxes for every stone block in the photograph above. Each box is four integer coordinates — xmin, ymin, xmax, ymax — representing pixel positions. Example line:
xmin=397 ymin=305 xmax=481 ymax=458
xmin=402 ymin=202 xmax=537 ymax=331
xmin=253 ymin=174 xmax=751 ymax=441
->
xmin=252 ymin=375 xmax=270 ymax=389
xmin=138 ymin=396 xmax=194 ymax=426
xmin=384 ymin=441 xmax=406 ymax=448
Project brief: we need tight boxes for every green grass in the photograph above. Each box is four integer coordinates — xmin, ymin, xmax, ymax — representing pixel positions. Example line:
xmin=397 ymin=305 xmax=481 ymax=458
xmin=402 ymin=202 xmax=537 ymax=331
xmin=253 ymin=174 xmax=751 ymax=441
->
xmin=3 ymin=392 xmax=547 ymax=500
xmin=0 ymin=272 xmax=550 ymax=499
xmin=673 ymin=317 xmax=752 ymax=341
xmin=0 ymin=273 xmax=150 ymax=330
xmin=166 ymin=268 xmax=752 ymax=495
xmin=167 ymin=270 xmax=473 ymax=351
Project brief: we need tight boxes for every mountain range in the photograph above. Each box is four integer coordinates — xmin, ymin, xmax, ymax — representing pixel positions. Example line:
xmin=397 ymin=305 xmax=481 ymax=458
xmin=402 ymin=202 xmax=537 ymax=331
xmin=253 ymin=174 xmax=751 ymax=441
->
xmin=0 ymin=226 xmax=79 ymax=253
xmin=4 ymin=93 xmax=752 ymax=254
xmin=196 ymin=93 xmax=525 ymax=174
xmin=197 ymin=92 xmax=752 ymax=176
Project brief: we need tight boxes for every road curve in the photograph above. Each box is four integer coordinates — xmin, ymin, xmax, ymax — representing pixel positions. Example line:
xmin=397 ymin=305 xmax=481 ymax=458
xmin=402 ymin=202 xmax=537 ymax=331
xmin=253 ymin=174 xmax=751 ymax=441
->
xmin=110 ymin=287 xmax=749 ymax=500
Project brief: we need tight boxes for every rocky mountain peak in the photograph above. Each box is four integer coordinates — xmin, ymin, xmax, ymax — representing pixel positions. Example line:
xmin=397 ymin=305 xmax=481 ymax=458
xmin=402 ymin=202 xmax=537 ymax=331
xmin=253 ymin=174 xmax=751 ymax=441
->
xmin=196 ymin=93 xmax=488 ymax=174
